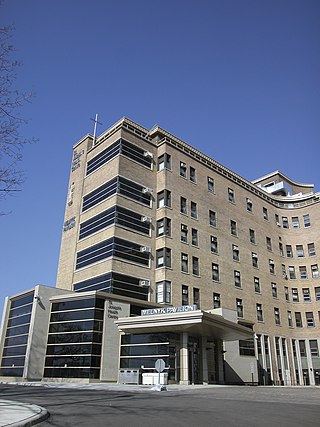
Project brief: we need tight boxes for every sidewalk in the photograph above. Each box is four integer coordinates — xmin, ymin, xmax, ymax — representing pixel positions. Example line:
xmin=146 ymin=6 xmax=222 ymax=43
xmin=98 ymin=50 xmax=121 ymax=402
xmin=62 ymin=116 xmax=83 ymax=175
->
xmin=0 ymin=399 xmax=49 ymax=427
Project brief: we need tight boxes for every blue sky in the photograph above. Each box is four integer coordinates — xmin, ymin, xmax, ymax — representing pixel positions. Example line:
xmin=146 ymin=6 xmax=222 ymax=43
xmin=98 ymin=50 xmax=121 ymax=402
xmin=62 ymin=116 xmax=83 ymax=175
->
xmin=1 ymin=0 xmax=319 ymax=306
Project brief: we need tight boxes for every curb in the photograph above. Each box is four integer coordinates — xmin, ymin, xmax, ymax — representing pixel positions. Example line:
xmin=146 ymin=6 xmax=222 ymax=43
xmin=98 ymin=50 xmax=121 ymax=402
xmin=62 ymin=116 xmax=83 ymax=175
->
xmin=0 ymin=400 xmax=49 ymax=427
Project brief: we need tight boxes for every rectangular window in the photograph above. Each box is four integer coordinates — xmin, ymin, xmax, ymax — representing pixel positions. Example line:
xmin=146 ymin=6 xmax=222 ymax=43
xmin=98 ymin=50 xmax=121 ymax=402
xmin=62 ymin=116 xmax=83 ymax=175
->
xmin=232 ymin=244 xmax=240 ymax=261
xmin=263 ymin=207 xmax=268 ymax=220
xmin=296 ymin=245 xmax=304 ymax=257
xmin=181 ymin=224 xmax=188 ymax=243
xmin=284 ymin=286 xmax=289 ymax=301
xmin=295 ymin=312 xmax=302 ymax=328
xmin=230 ymin=220 xmax=237 ymax=236
xmin=279 ymin=242 xmax=284 ymax=256
xmin=234 ymin=270 xmax=241 ymax=288
xmin=302 ymin=288 xmax=311 ymax=302
xmin=299 ymin=340 xmax=306 ymax=357
xmin=190 ymin=167 xmax=196 ymax=183
xmin=311 ymin=264 xmax=319 ymax=278
xmin=156 ymin=281 xmax=171 ymax=304
xmin=210 ymin=236 xmax=218 ymax=254
xmin=315 ymin=287 xmax=320 ymax=301
xmin=292 ymin=288 xmax=299 ymax=302
xmin=213 ymin=293 xmax=221 ymax=309
xmin=282 ymin=216 xmax=289 ymax=228
xmin=207 ymin=177 xmax=214 ymax=192
xmin=180 ymin=197 xmax=187 ymax=214
xmin=228 ymin=188 xmax=235 ymax=203
xmin=292 ymin=217 xmax=300 ymax=228
xmin=192 ymin=257 xmax=200 ymax=276
xmin=252 ymin=252 xmax=258 ymax=268
xmin=309 ymin=340 xmax=319 ymax=357
xmin=308 ymin=243 xmax=316 ymax=256
xmin=254 ymin=277 xmax=261 ymax=293
xmin=257 ymin=304 xmax=263 ymax=322
xmin=193 ymin=288 xmax=200 ymax=308
xmin=274 ymin=308 xmax=280 ymax=325
xmin=156 ymin=218 xmax=171 ymax=237
xmin=157 ymin=153 xmax=171 ymax=171
xmin=286 ymin=245 xmax=293 ymax=257
xmin=266 ymin=237 xmax=272 ymax=251
xmin=182 ymin=285 xmax=189 ymax=305
xmin=282 ymin=264 xmax=287 ymax=279
xmin=249 ymin=229 xmax=255 ymax=244
xmin=190 ymin=201 xmax=197 ymax=219
xmin=157 ymin=190 xmax=171 ymax=208
xmin=299 ymin=266 xmax=307 ymax=280
xmin=246 ymin=198 xmax=253 ymax=212
xmin=303 ymin=214 xmax=311 ymax=228
xmin=236 ymin=299 xmax=243 ymax=318
xmin=191 ymin=228 xmax=198 ymax=246
xmin=212 ymin=263 xmax=220 ymax=281
xmin=181 ymin=253 xmax=189 ymax=273
xmin=289 ymin=266 xmax=296 ymax=279
xmin=287 ymin=311 xmax=292 ymax=327
xmin=180 ymin=161 xmax=187 ymax=178
xmin=269 ymin=259 xmax=275 ymax=274
xmin=209 ymin=210 xmax=217 ymax=227
xmin=275 ymin=214 xmax=281 ymax=227
xmin=156 ymin=248 xmax=171 ymax=268
xmin=306 ymin=312 xmax=314 ymax=327
xmin=239 ymin=339 xmax=255 ymax=356
xmin=271 ymin=282 xmax=277 ymax=298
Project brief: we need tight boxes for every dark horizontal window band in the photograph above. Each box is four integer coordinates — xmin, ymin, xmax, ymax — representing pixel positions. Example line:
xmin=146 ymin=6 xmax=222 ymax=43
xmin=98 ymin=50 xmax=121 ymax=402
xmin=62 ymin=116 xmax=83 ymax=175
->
xmin=51 ymin=298 xmax=104 ymax=312
xmin=47 ymin=332 xmax=103 ymax=345
xmin=86 ymin=138 xmax=152 ymax=176
xmin=74 ymin=272 xmax=149 ymax=301
xmin=0 ymin=367 xmax=24 ymax=377
xmin=44 ymin=367 xmax=100 ymax=379
xmin=46 ymin=343 xmax=102 ymax=356
xmin=82 ymin=176 xmax=151 ymax=212
xmin=49 ymin=319 xmax=103 ymax=334
xmin=50 ymin=308 xmax=104 ymax=322
xmin=75 ymin=237 xmax=149 ymax=270
xmin=79 ymin=205 xmax=150 ymax=240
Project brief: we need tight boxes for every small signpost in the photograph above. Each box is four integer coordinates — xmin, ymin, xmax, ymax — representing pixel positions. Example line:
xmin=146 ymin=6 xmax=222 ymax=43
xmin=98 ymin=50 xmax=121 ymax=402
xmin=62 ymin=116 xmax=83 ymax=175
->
xmin=155 ymin=358 xmax=166 ymax=390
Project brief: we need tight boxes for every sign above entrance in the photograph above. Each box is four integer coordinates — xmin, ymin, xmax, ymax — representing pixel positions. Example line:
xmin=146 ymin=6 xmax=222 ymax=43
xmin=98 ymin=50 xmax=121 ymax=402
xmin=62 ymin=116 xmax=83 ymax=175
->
xmin=141 ymin=304 xmax=197 ymax=316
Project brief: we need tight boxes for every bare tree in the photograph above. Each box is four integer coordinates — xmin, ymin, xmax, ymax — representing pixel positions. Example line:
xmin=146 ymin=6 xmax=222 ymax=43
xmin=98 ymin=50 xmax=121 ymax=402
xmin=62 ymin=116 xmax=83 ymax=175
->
xmin=0 ymin=25 xmax=35 ymax=204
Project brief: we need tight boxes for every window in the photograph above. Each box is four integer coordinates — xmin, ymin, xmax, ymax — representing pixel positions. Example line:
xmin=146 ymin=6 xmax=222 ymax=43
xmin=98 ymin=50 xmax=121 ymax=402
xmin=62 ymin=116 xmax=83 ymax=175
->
xmin=212 ymin=263 xmax=220 ymax=281
xmin=190 ymin=167 xmax=196 ymax=183
xmin=292 ymin=217 xmax=300 ymax=228
xmin=246 ymin=198 xmax=253 ymax=212
xmin=190 ymin=201 xmax=197 ymax=219
xmin=279 ymin=242 xmax=284 ymax=256
xmin=282 ymin=264 xmax=287 ymax=279
xmin=232 ymin=245 xmax=240 ymax=261
xmin=230 ymin=220 xmax=237 ymax=236
xmin=254 ymin=277 xmax=261 ymax=293
xmin=228 ymin=188 xmax=235 ymax=203
xmin=180 ymin=161 xmax=187 ymax=178
xmin=193 ymin=288 xmax=200 ymax=308
xmin=249 ymin=229 xmax=255 ymax=244
xmin=210 ymin=236 xmax=218 ymax=254
xmin=157 ymin=218 xmax=171 ymax=237
xmin=295 ymin=312 xmax=302 ymax=327
xmin=252 ymin=252 xmax=258 ymax=268
xmin=271 ymin=282 xmax=277 ymax=298
xmin=296 ymin=245 xmax=304 ymax=257
xmin=181 ymin=224 xmax=188 ymax=243
xmin=274 ymin=308 xmax=280 ymax=325
xmin=157 ymin=190 xmax=171 ymax=208
xmin=182 ymin=285 xmax=189 ymax=305
xmin=282 ymin=216 xmax=288 ymax=228
xmin=299 ymin=340 xmax=306 ymax=357
xmin=292 ymin=288 xmax=299 ymax=302
xmin=191 ymin=228 xmax=198 ymax=246
xmin=213 ymin=293 xmax=221 ymax=309
xmin=180 ymin=197 xmax=187 ymax=214
xmin=306 ymin=312 xmax=314 ymax=327
xmin=181 ymin=253 xmax=189 ymax=273
xmin=286 ymin=245 xmax=293 ymax=258
xmin=236 ymin=299 xmax=243 ymax=318
xmin=275 ymin=214 xmax=281 ymax=227
xmin=207 ymin=177 xmax=214 ymax=192
xmin=209 ymin=210 xmax=216 ymax=227
xmin=239 ymin=339 xmax=255 ymax=356
xmin=289 ymin=266 xmax=296 ymax=279
xmin=284 ymin=286 xmax=289 ymax=301
xmin=311 ymin=264 xmax=319 ymax=278
xmin=157 ymin=153 xmax=171 ymax=171
xmin=263 ymin=207 xmax=268 ymax=220
xmin=309 ymin=340 xmax=319 ymax=357
xmin=299 ymin=266 xmax=307 ymax=280
xmin=269 ymin=259 xmax=275 ymax=274
xmin=315 ymin=287 xmax=320 ymax=301
xmin=192 ymin=257 xmax=200 ymax=276
xmin=234 ymin=270 xmax=241 ymax=288
xmin=156 ymin=248 xmax=171 ymax=268
xmin=303 ymin=214 xmax=311 ymax=228
xmin=287 ymin=311 xmax=292 ymax=327
xmin=156 ymin=281 xmax=171 ymax=304
xmin=266 ymin=237 xmax=272 ymax=251
xmin=257 ymin=304 xmax=263 ymax=321
xmin=302 ymin=288 xmax=311 ymax=302
xmin=308 ymin=243 xmax=316 ymax=256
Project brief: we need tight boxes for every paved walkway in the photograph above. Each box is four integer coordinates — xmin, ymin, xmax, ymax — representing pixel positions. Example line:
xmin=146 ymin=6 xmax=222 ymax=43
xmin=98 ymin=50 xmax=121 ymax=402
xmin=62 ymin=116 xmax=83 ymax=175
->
xmin=0 ymin=399 xmax=48 ymax=427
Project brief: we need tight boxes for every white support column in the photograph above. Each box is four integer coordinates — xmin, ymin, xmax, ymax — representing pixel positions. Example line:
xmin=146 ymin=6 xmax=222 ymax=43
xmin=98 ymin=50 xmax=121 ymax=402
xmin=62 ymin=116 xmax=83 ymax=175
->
xmin=305 ymin=339 xmax=315 ymax=386
xmin=201 ymin=336 xmax=208 ymax=385
xmin=180 ymin=332 xmax=189 ymax=385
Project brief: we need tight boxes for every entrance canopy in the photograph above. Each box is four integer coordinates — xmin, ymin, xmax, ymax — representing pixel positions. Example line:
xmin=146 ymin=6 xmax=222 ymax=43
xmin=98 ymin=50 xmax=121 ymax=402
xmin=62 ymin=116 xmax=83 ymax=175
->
xmin=116 ymin=309 xmax=253 ymax=341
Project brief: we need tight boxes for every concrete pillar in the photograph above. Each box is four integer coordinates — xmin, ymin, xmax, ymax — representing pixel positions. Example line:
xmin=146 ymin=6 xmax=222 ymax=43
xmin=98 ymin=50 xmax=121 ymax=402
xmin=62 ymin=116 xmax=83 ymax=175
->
xmin=180 ymin=332 xmax=189 ymax=385
xmin=201 ymin=336 xmax=208 ymax=385
xmin=215 ymin=339 xmax=225 ymax=384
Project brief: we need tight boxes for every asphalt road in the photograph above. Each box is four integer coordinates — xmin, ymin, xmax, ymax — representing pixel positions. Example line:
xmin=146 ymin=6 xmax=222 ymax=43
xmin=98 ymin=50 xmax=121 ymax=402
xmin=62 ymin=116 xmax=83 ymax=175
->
xmin=0 ymin=384 xmax=319 ymax=427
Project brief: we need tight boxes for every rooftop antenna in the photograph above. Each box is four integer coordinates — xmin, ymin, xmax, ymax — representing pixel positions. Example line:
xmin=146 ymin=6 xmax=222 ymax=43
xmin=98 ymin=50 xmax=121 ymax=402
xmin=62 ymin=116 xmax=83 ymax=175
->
xmin=90 ymin=113 xmax=102 ymax=146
